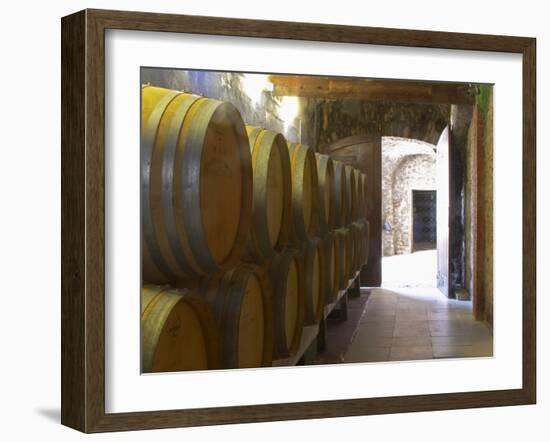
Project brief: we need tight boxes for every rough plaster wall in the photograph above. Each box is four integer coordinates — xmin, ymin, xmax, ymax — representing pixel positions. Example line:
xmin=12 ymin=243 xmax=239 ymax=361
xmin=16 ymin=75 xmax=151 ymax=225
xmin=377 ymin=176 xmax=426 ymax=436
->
xmin=381 ymin=138 xmax=436 ymax=256
xmin=140 ymin=68 xmax=301 ymax=141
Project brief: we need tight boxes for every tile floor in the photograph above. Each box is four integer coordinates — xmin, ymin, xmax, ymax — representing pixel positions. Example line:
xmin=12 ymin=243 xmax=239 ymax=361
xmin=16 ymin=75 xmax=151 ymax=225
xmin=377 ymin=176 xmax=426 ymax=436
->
xmin=344 ymin=287 xmax=493 ymax=363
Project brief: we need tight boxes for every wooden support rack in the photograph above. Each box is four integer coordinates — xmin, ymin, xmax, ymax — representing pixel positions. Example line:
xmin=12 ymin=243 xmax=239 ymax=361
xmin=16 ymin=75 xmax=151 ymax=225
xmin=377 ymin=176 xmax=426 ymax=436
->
xmin=272 ymin=271 xmax=361 ymax=367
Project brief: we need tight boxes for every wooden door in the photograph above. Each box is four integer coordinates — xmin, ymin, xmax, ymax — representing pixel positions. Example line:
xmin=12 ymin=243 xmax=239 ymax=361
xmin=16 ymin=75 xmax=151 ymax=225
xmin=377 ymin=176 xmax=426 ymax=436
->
xmin=325 ymin=134 xmax=382 ymax=287
xmin=436 ymin=127 xmax=451 ymax=297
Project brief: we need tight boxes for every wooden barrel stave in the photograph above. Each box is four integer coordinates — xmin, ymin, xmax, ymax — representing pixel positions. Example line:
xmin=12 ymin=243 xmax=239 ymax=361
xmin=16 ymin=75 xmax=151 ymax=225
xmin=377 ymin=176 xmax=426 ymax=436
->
xmin=353 ymin=168 xmax=363 ymax=221
xmin=332 ymin=160 xmax=347 ymax=228
xmin=141 ymin=284 xmax=220 ymax=373
xmin=321 ymin=232 xmax=339 ymax=304
xmin=349 ymin=222 xmax=364 ymax=273
xmin=268 ymin=248 xmax=306 ymax=359
xmin=333 ymin=230 xmax=345 ymax=290
xmin=243 ymin=126 xmax=292 ymax=263
xmin=181 ymin=263 xmax=274 ymax=369
xmin=359 ymin=172 xmax=368 ymax=221
xmin=334 ymin=227 xmax=352 ymax=287
xmin=344 ymin=165 xmax=357 ymax=225
xmin=358 ymin=219 xmax=371 ymax=266
xmin=286 ymin=142 xmax=319 ymax=245
xmin=315 ymin=153 xmax=336 ymax=233
xmin=301 ymin=237 xmax=325 ymax=325
xmin=350 ymin=219 xmax=369 ymax=268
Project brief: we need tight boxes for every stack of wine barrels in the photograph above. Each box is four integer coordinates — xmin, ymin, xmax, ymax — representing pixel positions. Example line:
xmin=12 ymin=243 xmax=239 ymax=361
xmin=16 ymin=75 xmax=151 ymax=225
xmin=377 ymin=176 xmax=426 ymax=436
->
xmin=329 ymin=160 xmax=370 ymax=290
xmin=140 ymin=85 xmax=370 ymax=372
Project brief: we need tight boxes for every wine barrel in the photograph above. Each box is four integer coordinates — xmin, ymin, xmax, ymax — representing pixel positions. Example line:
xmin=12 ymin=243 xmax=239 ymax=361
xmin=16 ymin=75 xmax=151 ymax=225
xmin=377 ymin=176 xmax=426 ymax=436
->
xmin=141 ymin=85 xmax=252 ymax=283
xmin=334 ymin=227 xmax=352 ymax=287
xmin=348 ymin=223 xmax=358 ymax=273
xmin=287 ymin=142 xmax=319 ymax=245
xmin=360 ymin=173 xmax=368 ymax=221
xmin=183 ymin=263 xmax=274 ymax=369
xmin=358 ymin=221 xmax=369 ymax=268
xmin=321 ymin=232 xmax=339 ymax=304
xmin=315 ymin=153 xmax=336 ymax=233
xmin=301 ymin=238 xmax=325 ymax=325
xmin=365 ymin=220 xmax=370 ymax=265
xmin=344 ymin=165 xmax=357 ymax=225
xmin=332 ymin=160 xmax=347 ymax=228
xmin=357 ymin=219 xmax=370 ymax=266
xmin=268 ymin=248 xmax=305 ymax=359
xmin=243 ymin=126 xmax=292 ymax=262
xmin=353 ymin=168 xmax=364 ymax=221
xmin=333 ymin=229 xmax=347 ymax=290
xmin=349 ymin=222 xmax=363 ymax=272
xmin=141 ymin=285 xmax=220 ymax=373
xmin=350 ymin=225 xmax=360 ymax=278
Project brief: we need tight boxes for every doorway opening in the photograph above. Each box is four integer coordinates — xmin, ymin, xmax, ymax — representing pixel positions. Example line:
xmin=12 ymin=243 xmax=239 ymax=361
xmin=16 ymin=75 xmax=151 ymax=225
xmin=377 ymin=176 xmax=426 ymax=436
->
xmin=381 ymin=137 xmax=437 ymax=288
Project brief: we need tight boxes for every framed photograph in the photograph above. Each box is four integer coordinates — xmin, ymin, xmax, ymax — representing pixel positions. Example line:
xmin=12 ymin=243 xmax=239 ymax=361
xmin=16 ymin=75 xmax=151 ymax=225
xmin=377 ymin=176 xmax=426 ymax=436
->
xmin=61 ymin=8 xmax=536 ymax=433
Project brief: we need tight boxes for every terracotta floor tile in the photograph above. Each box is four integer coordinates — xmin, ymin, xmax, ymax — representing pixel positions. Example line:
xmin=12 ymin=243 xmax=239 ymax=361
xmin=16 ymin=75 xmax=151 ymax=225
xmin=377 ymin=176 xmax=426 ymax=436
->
xmin=395 ymin=310 xmax=429 ymax=321
xmin=393 ymin=320 xmax=431 ymax=337
xmin=359 ymin=323 xmax=396 ymax=338
xmin=362 ymin=310 xmax=396 ymax=321
xmin=392 ymin=336 xmax=432 ymax=347
xmin=353 ymin=336 xmax=393 ymax=348
xmin=433 ymin=344 xmax=493 ymax=359
xmin=389 ymin=345 xmax=433 ymax=361
xmin=344 ymin=346 xmax=390 ymax=363
xmin=432 ymin=335 xmax=492 ymax=347
xmin=428 ymin=309 xmax=470 ymax=320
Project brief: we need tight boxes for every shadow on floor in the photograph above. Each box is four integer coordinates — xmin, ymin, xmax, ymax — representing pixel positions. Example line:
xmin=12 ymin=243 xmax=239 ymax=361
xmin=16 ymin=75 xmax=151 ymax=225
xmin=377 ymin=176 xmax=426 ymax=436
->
xmin=313 ymin=291 xmax=370 ymax=365
xmin=35 ymin=408 xmax=60 ymax=423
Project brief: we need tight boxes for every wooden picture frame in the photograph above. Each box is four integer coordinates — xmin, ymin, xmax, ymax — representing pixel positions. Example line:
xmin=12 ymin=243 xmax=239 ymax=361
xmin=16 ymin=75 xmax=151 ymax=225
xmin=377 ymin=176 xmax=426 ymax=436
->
xmin=61 ymin=8 xmax=536 ymax=433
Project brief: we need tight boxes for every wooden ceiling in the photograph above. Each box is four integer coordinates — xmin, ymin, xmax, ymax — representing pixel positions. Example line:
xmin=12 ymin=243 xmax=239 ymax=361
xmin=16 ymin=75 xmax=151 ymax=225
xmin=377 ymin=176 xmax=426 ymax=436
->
xmin=269 ymin=75 xmax=476 ymax=105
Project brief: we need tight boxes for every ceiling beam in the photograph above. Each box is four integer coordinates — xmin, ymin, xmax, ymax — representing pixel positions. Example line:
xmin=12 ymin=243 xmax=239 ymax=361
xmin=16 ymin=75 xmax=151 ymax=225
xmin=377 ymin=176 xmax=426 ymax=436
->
xmin=269 ymin=75 xmax=476 ymax=105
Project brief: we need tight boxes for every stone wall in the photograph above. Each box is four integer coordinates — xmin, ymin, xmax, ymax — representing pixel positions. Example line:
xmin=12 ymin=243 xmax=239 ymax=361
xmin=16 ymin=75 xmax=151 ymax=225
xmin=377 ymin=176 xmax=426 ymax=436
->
xmin=298 ymin=99 xmax=449 ymax=152
xmin=381 ymin=137 xmax=436 ymax=256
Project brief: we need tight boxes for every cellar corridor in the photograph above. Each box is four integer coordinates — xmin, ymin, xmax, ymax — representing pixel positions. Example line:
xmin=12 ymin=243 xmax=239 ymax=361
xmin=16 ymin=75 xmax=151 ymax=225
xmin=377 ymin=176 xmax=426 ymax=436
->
xmin=138 ymin=69 xmax=494 ymax=373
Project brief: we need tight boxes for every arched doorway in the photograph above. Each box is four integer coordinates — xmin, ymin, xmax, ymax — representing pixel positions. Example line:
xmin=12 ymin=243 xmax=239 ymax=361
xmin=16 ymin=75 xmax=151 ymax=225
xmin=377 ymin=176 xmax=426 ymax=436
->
xmin=381 ymin=137 xmax=437 ymax=287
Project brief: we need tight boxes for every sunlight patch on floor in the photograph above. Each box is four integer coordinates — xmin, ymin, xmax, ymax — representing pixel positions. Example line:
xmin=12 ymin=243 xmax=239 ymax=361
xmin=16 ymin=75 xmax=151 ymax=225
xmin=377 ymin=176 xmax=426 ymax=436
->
xmin=382 ymin=249 xmax=437 ymax=288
